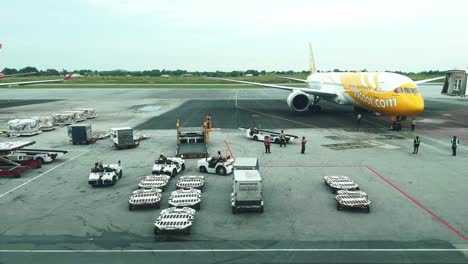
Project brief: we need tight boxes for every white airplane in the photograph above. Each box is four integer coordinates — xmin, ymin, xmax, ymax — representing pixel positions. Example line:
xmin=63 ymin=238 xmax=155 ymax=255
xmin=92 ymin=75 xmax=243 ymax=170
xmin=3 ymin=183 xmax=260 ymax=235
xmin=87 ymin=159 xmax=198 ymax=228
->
xmin=208 ymin=44 xmax=444 ymax=130
xmin=0 ymin=73 xmax=73 ymax=87
xmin=0 ymin=43 xmax=73 ymax=87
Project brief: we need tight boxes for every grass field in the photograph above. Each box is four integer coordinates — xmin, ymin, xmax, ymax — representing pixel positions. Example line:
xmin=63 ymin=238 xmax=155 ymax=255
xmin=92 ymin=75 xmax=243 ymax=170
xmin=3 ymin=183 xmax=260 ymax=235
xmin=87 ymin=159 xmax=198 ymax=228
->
xmin=0 ymin=74 xmax=444 ymax=88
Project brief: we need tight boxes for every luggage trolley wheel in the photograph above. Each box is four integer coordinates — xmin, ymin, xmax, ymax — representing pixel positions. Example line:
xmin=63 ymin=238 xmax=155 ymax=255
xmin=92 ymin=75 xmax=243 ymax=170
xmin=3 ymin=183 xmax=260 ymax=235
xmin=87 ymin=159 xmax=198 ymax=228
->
xmin=128 ymin=204 xmax=134 ymax=211
xmin=364 ymin=206 xmax=370 ymax=213
xmin=154 ymin=227 xmax=161 ymax=235
xmin=185 ymin=226 xmax=191 ymax=235
xmin=232 ymin=207 xmax=237 ymax=214
xmin=336 ymin=203 xmax=342 ymax=211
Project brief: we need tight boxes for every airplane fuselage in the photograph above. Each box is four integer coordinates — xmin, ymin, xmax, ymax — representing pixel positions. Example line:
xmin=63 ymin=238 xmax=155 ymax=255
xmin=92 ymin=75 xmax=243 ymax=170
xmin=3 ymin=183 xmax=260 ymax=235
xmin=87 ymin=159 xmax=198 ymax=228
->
xmin=307 ymin=72 xmax=424 ymax=117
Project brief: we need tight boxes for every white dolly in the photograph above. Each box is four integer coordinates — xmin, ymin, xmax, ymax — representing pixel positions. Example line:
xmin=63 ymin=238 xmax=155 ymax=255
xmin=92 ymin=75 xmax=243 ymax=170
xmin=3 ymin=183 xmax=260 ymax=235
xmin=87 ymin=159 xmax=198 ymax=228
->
xmin=128 ymin=188 xmax=162 ymax=210
xmin=168 ymin=188 xmax=202 ymax=210
xmin=335 ymin=190 xmax=371 ymax=213
xmin=138 ymin=175 xmax=170 ymax=191
xmin=323 ymin=175 xmax=360 ymax=193
xmin=176 ymin=175 xmax=205 ymax=190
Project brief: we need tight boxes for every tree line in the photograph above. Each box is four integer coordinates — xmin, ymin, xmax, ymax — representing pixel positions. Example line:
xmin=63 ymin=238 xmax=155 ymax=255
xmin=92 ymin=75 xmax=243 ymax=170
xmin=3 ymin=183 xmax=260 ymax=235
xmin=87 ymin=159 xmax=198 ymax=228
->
xmin=0 ymin=67 xmax=447 ymax=77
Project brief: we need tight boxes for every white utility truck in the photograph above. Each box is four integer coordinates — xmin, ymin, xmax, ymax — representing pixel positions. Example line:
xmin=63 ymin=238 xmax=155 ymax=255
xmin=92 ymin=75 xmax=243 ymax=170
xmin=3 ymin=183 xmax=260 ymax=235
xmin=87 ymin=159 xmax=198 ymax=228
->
xmin=245 ymin=127 xmax=298 ymax=144
xmin=231 ymin=169 xmax=264 ymax=214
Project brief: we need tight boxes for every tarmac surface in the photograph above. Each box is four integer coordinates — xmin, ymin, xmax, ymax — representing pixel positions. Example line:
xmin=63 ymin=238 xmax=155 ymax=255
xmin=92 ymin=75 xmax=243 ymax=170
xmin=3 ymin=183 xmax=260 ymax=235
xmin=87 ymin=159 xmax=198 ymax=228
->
xmin=0 ymin=84 xmax=467 ymax=263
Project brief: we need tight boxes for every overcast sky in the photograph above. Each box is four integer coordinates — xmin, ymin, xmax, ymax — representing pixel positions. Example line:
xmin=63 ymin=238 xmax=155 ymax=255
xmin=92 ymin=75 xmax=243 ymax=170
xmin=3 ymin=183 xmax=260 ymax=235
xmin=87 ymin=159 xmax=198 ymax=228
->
xmin=1 ymin=0 xmax=467 ymax=72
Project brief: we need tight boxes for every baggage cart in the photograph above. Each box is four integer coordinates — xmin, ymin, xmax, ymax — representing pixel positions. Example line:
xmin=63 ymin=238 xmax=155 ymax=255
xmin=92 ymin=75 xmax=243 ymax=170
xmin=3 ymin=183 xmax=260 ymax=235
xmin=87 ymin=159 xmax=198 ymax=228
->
xmin=335 ymin=190 xmax=371 ymax=213
xmin=138 ymin=175 xmax=170 ymax=191
xmin=176 ymin=175 xmax=205 ymax=190
xmin=128 ymin=188 xmax=162 ymax=210
xmin=168 ymin=188 xmax=202 ymax=210
xmin=323 ymin=175 xmax=360 ymax=193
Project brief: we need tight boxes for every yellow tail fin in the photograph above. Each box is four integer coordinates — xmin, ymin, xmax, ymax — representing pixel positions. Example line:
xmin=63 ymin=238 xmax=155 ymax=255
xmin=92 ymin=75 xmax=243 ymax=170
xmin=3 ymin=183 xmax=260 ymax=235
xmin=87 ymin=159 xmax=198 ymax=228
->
xmin=309 ymin=43 xmax=317 ymax=75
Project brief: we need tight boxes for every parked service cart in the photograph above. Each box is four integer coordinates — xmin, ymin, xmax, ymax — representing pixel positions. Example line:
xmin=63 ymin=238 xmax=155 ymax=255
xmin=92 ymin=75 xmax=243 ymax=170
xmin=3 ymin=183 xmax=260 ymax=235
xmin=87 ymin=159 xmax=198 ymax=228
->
xmin=323 ymin=176 xmax=360 ymax=194
xmin=335 ymin=190 xmax=371 ymax=213
xmin=154 ymin=210 xmax=195 ymax=235
xmin=138 ymin=175 xmax=170 ymax=191
xmin=231 ymin=170 xmax=264 ymax=214
xmin=197 ymin=155 xmax=234 ymax=175
xmin=152 ymin=157 xmax=185 ymax=177
xmin=0 ymin=141 xmax=41 ymax=178
xmin=244 ymin=127 xmax=298 ymax=144
xmin=68 ymin=124 xmax=96 ymax=145
xmin=7 ymin=119 xmax=42 ymax=136
xmin=52 ymin=113 xmax=76 ymax=126
xmin=128 ymin=188 xmax=162 ymax=210
xmin=88 ymin=161 xmax=123 ymax=186
xmin=176 ymin=175 xmax=205 ymax=190
xmin=168 ymin=188 xmax=202 ymax=210
xmin=31 ymin=116 xmax=55 ymax=131
xmin=110 ymin=127 xmax=140 ymax=149
xmin=233 ymin=157 xmax=259 ymax=171
xmin=6 ymin=148 xmax=67 ymax=164
xmin=160 ymin=207 xmax=196 ymax=216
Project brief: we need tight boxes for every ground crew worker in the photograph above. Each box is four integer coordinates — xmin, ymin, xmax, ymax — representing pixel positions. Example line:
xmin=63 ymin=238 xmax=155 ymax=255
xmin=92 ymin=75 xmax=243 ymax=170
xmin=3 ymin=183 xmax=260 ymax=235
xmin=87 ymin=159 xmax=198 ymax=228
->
xmin=301 ymin=136 xmax=307 ymax=154
xmin=159 ymin=154 xmax=167 ymax=162
xmin=279 ymin=130 xmax=286 ymax=147
xmin=411 ymin=119 xmax=416 ymax=131
xmin=264 ymin=136 xmax=271 ymax=154
xmin=205 ymin=114 xmax=212 ymax=129
xmin=357 ymin=113 xmax=362 ymax=125
xmin=413 ymin=136 xmax=420 ymax=154
xmin=216 ymin=150 xmax=224 ymax=162
xmin=451 ymin=136 xmax=460 ymax=156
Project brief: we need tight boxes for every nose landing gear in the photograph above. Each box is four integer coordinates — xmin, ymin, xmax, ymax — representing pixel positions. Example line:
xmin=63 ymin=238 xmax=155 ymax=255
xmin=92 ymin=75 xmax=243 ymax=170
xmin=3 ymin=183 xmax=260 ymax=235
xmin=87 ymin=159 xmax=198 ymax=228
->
xmin=390 ymin=116 xmax=405 ymax=131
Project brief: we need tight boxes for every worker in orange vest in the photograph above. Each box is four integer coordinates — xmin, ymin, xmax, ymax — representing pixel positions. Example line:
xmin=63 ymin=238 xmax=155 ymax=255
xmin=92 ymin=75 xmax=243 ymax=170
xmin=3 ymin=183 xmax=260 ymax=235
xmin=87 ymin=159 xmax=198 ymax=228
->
xmin=205 ymin=114 xmax=212 ymax=129
xmin=264 ymin=136 xmax=271 ymax=154
xmin=301 ymin=136 xmax=307 ymax=154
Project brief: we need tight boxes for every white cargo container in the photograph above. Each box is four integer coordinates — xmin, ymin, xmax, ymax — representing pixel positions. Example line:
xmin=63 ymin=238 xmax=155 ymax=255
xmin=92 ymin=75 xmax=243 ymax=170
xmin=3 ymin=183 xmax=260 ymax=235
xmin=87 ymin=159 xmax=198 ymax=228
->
xmin=74 ymin=108 xmax=97 ymax=119
xmin=31 ymin=116 xmax=55 ymax=131
xmin=7 ymin=119 xmax=42 ymax=136
xmin=231 ymin=170 xmax=264 ymax=214
xmin=110 ymin=127 xmax=139 ymax=149
xmin=52 ymin=113 xmax=76 ymax=126
xmin=63 ymin=110 xmax=87 ymax=122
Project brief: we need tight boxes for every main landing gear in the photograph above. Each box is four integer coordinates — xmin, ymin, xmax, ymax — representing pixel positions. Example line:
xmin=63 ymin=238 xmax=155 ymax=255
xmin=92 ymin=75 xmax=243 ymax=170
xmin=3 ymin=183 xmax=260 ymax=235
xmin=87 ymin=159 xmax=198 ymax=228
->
xmin=309 ymin=96 xmax=322 ymax=112
xmin=390 ymin=116 xmax=405 ymax=131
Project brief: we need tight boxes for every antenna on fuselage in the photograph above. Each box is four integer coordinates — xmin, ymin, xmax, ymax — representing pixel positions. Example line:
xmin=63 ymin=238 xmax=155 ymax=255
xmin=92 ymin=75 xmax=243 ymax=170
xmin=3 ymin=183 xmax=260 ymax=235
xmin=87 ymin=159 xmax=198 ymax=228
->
xmin=309 ymin=43 xmax=317 ymax=75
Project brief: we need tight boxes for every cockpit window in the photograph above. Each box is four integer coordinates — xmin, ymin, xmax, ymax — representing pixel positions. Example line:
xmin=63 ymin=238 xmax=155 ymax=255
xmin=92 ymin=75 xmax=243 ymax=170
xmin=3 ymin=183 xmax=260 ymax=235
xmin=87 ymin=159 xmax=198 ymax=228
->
xmin=403 ymin=88 xmax=413 ymax=93
xmin=394 ymin=87 xmax=403 ymax=93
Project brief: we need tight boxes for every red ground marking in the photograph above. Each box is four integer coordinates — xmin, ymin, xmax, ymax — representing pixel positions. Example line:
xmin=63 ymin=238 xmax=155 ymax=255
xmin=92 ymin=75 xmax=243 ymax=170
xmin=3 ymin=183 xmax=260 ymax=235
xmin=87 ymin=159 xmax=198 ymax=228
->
xmin=224 ymin=140 xmax=234 ymax=160
xmin=262 ymin=164 xmax=468 ymax=241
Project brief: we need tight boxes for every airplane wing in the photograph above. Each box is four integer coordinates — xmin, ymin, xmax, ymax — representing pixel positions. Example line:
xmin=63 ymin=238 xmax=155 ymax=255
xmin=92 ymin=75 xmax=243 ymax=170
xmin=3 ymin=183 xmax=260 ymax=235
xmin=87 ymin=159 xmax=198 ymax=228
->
xmin=415 ymin=76 xmax=445 ymax=85
xmin=277 ymin=76 xmax=308 ymax=83
xmin=205 ymin=77 xmax=337 ymax=98
xmin=0 ymin=73 xmax=73 ymax=87
xmin=0 ymin=72 xmax=38 ymax=78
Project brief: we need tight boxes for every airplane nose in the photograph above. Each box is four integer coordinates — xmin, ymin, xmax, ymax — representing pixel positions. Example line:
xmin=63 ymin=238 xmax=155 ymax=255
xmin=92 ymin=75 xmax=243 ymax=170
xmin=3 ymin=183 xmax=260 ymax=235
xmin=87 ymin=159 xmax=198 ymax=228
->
xmin=409 ymin=94 xmax=424 ymax=115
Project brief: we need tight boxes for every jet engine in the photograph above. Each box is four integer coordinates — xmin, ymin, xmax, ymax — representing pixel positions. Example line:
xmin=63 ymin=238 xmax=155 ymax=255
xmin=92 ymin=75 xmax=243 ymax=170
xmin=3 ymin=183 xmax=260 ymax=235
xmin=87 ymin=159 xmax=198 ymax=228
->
xmin=286 ymin=90 xmax=309 ymax=112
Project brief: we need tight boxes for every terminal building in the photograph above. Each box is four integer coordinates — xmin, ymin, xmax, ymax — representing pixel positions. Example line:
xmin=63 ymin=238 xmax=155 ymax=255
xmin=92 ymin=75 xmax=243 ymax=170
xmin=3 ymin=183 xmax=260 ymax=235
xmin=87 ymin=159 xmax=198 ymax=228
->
xmin=441 ymin=69 xmax=468 ymax=97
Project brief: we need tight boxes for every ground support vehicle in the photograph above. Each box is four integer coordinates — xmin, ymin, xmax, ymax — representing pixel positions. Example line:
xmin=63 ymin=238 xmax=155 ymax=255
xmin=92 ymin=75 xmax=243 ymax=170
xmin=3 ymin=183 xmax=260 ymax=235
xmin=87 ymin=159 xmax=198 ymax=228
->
xmin=0 ymin=141 xmax=42 ymax=178
xmin=7 ymin=119 xmax=42 ymax=136
xmin=176 ymin=124 xmax=208 ymax=159
xmin=152 ymin=157 xmax=185 ymax=177
xmin=231 ymin=170 xmax=264 ymax=214
xmin=138 ymin=175 xmax=170 ymax=191
xmin=154 ymin=210 xmax=195 ymax=235
xmin=88 ymin=161 xmax=123 ymax=186
xmin=335 ymin=190 xmax=371 ymax=213
xmin=6 ymin=148 xmax=67 ymax=164
xmin=176 ymin=175 xmax=205 ymax=190
xmin=197 ymin=156 xmax=234 ymax=175
xmin=0 ymin=157 xmax=41 ymax=178
xmin=168 ymin=188 xmax=202 ymax=210
xmin=110 ymin=127 xmax=140 ymax=149
xmin=244 ymin=127 xmax=298 ymax=144
xmin=68 ymin=124 xmax=97 ymax=145
xmin=128 ymin=188 xmax=162 ymax=210
xmin=323 ymin=176 xmax=360 ymax=193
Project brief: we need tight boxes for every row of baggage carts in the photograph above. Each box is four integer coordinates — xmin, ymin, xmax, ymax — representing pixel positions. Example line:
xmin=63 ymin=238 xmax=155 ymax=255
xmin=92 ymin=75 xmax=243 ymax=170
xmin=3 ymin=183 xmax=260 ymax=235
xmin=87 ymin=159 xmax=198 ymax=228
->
xmin=323 ymin=175 xmax=371 ymax=213
xmin=128 ymin=172 xmax=206 ymax=234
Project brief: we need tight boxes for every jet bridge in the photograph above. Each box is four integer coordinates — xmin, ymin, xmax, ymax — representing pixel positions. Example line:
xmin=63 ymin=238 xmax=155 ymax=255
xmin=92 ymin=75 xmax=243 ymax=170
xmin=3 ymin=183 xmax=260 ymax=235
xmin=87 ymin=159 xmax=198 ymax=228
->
xmin=441 ymin=70 xmax=468 ymax=97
